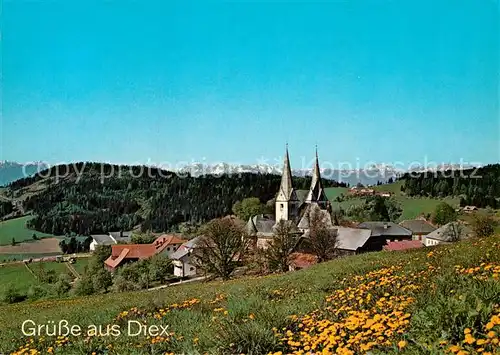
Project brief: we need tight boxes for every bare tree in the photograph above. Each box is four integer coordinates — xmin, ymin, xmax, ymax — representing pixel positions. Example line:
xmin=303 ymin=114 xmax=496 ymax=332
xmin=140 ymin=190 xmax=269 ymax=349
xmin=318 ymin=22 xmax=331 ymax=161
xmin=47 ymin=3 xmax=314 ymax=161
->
xmin=444 ymin=222 xmax=463 ymax=242
xmin=265 ymin=220 xmax=299 ymax=272
xmin=195 ymin=217 xmax=250 ymax=280
xmin=308 ymin=205 xmax=338 ymax=262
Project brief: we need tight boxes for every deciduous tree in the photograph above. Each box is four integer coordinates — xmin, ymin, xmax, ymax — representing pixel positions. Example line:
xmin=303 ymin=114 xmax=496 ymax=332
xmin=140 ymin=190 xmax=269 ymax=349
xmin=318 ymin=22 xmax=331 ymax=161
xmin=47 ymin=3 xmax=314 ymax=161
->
xmin=195 ymin=217 xmax=250 ymax=280
xmin=431 ymin=202 xmax=457 ymax=226
xmin=308 ymin=205 xmax=338 ymax=263
xmin=265 ymin=220 xmax=299 ymax=272
xmin=471 ymin=214 xmax=496 ymax=238
xmin=232 ymin=197 xmax=265 ymax=222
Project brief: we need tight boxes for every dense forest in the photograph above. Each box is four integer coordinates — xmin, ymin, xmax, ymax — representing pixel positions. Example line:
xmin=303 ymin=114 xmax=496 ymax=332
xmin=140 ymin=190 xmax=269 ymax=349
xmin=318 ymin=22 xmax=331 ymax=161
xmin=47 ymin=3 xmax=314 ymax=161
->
xmin=0 ymin=201 xmax=13 ymax=218
xmin=401 ymin=164 xmax=500 ymax=208
xmin=8 ymin=163 xmax=345 ymax=235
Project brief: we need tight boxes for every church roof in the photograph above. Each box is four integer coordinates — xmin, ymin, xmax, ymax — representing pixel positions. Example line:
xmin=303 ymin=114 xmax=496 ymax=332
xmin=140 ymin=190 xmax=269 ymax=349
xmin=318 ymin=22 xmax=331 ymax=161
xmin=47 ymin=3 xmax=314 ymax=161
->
xmin=297 ymin=203 xmax=333 ymax=230
xmin=277 ymin=146 xmax=298 ymax=202
xmin=246 ymin=214 xmax=276 ymax=237
xmin=305 ymin=148 xmax=328 ymax=204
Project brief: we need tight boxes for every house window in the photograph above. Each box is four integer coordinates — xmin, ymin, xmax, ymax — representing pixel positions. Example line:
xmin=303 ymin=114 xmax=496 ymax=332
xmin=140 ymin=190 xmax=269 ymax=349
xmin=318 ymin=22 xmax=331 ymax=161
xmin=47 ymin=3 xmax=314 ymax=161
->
xmin=190 ymin=267 xmax=194 ymax=271
xmin=167 ymin=247 xmax=170 ymax=251
xmin=280 ymin=204 xmax=284 ymax=210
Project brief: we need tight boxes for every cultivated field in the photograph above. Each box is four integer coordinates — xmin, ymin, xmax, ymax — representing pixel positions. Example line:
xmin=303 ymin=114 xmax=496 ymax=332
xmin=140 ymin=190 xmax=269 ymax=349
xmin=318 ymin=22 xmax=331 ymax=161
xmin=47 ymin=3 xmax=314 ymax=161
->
xmin=0 ymin=257 xmax=90 ymax=296
xmin=1 ymin=235 xmax=498 ymax=354
xmin=0 ymin=237 xmax=61 ymax=254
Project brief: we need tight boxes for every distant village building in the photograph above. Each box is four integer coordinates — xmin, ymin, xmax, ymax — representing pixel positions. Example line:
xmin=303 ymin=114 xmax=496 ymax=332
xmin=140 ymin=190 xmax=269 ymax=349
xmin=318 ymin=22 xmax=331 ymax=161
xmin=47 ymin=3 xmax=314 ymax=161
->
xmin=424 ymin=222 xmax=473 ymax=246
xmin=463 ymin=206 xmax=478 ymax=213
xmin=399 ymin=219 xmax=436 ymax=241
xmin=348 ymin=187 xmax=391 ymax=198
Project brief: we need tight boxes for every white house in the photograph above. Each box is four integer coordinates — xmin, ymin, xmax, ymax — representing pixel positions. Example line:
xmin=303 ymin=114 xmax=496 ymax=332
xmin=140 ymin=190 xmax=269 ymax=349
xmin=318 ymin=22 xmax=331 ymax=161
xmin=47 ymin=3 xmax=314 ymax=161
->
xmin=424 ymin=222 xmax=472 ymax=246
xmin=170 ymin=237 xmax=201 ymax=278
xmin=89 ymin=231 xmax=132 ymax=252
xmin=90 ymin=234 xmax=115 ymax=252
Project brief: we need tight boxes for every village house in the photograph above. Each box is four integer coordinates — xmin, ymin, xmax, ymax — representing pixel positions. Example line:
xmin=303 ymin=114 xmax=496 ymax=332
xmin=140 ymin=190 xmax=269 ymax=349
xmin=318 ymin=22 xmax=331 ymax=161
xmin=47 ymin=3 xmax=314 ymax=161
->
xmin=290 ymin=227 xmax=375 ymax=270
xmin=399 ymin=219 xmax=436 ymax=241
xmin=103 ymin=234 xmax=185 ymax=271
xmin=90 ymin=231 xmax=132 ymax=251
xmin=424 ymin=222 xmax=473 ymax=246
xmin=357 ymin=222 xmax=412 ymax=250
xmin=463 ymin=205 xmax=479 ymax=213
xmin=170 ymin=236 xmax=201 ymax=278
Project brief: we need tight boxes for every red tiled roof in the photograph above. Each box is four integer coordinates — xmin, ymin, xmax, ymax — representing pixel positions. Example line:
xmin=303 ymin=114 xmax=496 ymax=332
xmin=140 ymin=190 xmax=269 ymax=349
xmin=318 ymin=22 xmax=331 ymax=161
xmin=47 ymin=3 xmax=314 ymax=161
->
xmin=383 ymin=240 xmax=424 ymax=251
xmin=105 ymin=234 xmax=186 ymax=269
xmin=290 ymin=252 xmax=318 ymax=269
xmin=105 ymin=248 xmax=130 ymax=268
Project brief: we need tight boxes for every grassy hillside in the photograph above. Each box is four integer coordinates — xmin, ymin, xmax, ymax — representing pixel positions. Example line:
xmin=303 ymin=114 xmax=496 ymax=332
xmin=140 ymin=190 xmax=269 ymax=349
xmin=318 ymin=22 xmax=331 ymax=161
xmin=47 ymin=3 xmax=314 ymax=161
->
xmin=324 ymin=187 xmax=349 ymax=201
xmin=0 ymin=216 xmax=57 ymax=245
xmin=1 ymin=236 xmax=499 ymax=354
xmin=331 ymin=181 xmax=460 ymax=221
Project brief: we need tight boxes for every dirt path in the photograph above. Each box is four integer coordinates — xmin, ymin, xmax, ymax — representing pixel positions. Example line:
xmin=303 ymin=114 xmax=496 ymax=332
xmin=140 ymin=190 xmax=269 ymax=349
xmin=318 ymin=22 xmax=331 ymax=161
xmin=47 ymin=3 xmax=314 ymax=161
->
xmin=65 ymin=262 xmax=80 ymax=279
xmin=23 ymin=262 xmax=38 ymax=280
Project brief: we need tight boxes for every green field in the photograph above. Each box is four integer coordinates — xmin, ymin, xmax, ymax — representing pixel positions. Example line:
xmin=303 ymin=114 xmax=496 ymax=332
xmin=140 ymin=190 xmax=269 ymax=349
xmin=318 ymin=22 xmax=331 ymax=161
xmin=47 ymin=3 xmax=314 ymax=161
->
xmin=324 ymin=186 xmax=349 ymax=201
xmin=72 ymin=257 xmax=91 ymax=275
xmin=0 ymin=263 xmax=38 ymax=295
xmin=0 ymin=260 xmax=82 ymax=296
xmin=329 ymin=181 xmax=460 ymax=221
xmin=29 ymin=261 xmax=73 ymax=278
xmin=0 ymin=216 xmax=56 ymax=245
xmin=0 ymin=235 xmax=498 ymax=354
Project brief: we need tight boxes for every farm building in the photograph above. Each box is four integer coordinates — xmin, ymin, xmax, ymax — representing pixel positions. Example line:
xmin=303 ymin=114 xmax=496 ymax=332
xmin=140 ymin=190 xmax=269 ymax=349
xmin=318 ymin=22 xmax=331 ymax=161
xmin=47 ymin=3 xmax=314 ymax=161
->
xmin=90 ymin=231 xmax=132 ymax=251
xmin=104 ymin=234 xmax=185 ymax=271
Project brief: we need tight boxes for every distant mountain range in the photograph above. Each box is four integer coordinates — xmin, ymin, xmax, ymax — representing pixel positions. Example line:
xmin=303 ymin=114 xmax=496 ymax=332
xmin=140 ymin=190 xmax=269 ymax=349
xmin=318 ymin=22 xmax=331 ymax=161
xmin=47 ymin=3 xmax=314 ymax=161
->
xmin=0 ymin=160 xmax=480 ymax=188
xmin=0 ymin=161 xmax=48 ymax=187
xmin=176 ymin=162 xmax=479 ymax=187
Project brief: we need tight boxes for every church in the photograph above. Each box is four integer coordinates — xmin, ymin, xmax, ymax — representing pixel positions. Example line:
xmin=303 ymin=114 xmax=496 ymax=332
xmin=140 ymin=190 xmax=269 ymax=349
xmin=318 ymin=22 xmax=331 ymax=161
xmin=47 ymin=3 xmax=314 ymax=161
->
xmin=246 ymin=145 xmax=334 ymax=244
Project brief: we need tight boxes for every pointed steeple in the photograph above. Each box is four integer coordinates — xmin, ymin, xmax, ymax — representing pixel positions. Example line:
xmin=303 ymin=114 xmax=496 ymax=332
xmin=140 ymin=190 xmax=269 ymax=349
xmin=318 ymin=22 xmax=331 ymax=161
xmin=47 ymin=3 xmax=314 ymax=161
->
xmin=305 ymin=146 xmax=328 ymax=206
xmin=277 ymin=144 xmax=295 ymax=201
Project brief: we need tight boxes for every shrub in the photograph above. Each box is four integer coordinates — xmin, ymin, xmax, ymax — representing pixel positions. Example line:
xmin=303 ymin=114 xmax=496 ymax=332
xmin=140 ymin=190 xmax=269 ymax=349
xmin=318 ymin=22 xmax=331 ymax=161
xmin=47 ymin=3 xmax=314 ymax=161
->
xmin=2 ymin=285 xmax=26 ymax=304
xmin=54 ymin=273 xmax=72 ymax=296
xmin=112 ymin=275 xmax=139 ymax=292
xmin=27 ymin=284 xmax=52 ymax=300
xmin=92 ymin=269 xmax=113 ymax=294
xmin=72 ymin=276 xmax=94 ymax=296
xmin=148 ymin=254 xmax=173 ymax=282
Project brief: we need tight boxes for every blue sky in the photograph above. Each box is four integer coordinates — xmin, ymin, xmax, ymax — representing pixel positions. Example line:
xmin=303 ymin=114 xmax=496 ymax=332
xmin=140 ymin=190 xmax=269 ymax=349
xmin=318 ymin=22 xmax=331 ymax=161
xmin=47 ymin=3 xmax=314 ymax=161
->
xmin=2 ymin=0 xmax=499 ymax=169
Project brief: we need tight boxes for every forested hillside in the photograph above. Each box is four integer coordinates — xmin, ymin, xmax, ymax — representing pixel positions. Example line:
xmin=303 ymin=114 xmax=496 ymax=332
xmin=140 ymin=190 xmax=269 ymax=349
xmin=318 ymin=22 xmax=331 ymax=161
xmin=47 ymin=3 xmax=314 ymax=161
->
xmin=401 ymin=164 xmax=500 ymax=208
xmin=7 ymin=163 xmax=344 ymax=235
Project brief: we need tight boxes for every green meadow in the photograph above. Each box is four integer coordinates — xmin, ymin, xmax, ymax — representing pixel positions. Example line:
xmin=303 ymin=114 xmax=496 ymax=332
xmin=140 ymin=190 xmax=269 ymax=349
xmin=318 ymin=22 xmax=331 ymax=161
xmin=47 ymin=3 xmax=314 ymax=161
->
xmin=328 ymin=181 xmax=460 ymax=221
xmin=0 ymin=235 xmax=498 ymax=354
xmin=0 ymin=216 xmax=56 ymax=245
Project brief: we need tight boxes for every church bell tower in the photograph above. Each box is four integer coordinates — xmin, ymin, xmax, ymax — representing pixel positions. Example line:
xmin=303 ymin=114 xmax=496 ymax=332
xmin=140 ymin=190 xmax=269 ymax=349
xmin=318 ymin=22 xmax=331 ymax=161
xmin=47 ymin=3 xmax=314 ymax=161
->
xmin=275 ymin=145 xmax=299 ymax=221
